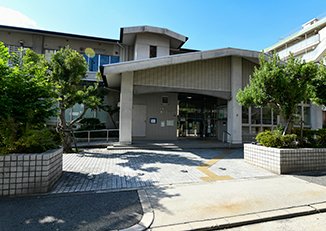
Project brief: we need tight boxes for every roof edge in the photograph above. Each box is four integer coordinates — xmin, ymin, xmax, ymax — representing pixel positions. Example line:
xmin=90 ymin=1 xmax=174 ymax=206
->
xmin=0 ymin=24 xmax=119 ymax=43
xmin=103 ymin=47 xmax=264 ymax=75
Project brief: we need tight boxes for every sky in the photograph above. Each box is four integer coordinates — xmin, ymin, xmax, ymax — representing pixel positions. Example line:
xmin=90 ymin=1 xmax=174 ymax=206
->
xmin=0 ymin=0 xmax=326 ymax=51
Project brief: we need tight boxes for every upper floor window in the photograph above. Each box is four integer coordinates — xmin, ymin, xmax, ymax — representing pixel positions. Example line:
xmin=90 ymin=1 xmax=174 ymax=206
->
xmin=149 ymin=45 xmax=157 ymax=58
xmin=44 ymin=49 xmax=57 ymax=61
xmin=83 ymin=54 xmax=120 ymax=72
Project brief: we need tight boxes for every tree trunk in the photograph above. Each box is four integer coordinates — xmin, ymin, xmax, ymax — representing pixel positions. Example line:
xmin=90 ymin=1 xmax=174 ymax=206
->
xmin=283 ymin=116 xmax=293 ymax=135
xmin=62 ymin=130 xmax=73 ymax=153
xmin=58 ymin=104 xmax=73 ymax=153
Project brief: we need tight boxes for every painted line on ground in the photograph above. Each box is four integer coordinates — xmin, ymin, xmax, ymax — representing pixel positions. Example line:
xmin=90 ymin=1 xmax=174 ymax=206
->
xmin=197 ymin=149 xmax=233 ymax=182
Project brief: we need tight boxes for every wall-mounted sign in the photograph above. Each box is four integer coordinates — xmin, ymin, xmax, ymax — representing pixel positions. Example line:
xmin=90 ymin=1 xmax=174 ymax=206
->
xmin=149 ymin=118 xmax=157 ymax=124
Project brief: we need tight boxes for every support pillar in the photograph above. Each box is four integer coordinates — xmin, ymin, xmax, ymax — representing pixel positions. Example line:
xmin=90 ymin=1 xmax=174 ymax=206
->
xmin=119 ymin=72 xmax=134 ymax=144
xmin=310 ymin=104 xmax=323 ymax=129
xmin=227 ymin=56 xmax=242 ymax=144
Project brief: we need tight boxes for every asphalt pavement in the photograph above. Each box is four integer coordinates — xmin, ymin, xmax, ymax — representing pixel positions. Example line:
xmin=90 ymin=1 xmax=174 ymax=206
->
xmin=0 ymin=190 xmax=142 ymax=231
xmin=293 ymin=171 xmax=326 ymax=187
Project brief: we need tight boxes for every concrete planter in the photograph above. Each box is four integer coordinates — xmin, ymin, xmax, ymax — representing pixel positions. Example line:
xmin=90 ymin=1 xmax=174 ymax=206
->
xmin=0 ymin=148 xmax=63 ymax=196
xmin=244 ymin=144 xmax=326 ymax=174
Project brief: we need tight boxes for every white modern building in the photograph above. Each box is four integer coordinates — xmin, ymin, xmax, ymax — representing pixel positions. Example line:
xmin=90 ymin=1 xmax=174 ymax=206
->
xmin=265 ymin=17 xmax=326 ymax=62
xmin=0 ymin=21 xmax=324 ymax=145
xmin=266 ymin=17 xmax=326 ymax=130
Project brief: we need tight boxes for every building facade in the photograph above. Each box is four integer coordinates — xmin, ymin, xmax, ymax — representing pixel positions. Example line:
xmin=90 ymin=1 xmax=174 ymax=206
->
xmin=265 ymin=17 xmax=326 ymax=129
xmin=0 ymin=21 xmax=324 ymax=144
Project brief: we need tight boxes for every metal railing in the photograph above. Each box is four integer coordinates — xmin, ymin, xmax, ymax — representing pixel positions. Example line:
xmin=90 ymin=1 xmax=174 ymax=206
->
xmin=278 ymin=34 xmax=320 ymax=59
xmin=222 ymin=131 xmax=232 ymax=148
xmin=73 ymin=129 xmax=119 ymax=143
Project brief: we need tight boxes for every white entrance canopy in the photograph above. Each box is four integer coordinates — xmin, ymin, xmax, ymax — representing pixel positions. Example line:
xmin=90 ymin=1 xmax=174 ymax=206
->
xmin=102 ymin=48 xmax=262 ymax=89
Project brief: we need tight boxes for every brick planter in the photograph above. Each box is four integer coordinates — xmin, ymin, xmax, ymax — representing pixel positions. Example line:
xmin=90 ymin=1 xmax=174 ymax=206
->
xmin=244 ymin=144 xmax=326 ymax=174
xmin=0 ymin=148 xmax=63 ymax=196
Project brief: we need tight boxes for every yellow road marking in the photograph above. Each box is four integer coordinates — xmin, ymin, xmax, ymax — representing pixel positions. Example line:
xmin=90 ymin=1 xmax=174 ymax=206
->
xmin=197 ymin=150 xmax=233 ymax=182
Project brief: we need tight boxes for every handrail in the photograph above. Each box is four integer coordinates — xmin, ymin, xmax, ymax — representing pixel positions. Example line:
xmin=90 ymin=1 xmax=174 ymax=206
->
xmin=73 ymin=129 xmax=119 ymax=143
xmin=222 ymin=131 xmax=232 ymax=148
xmin=222 ymin=130 xmax=232 ymax=148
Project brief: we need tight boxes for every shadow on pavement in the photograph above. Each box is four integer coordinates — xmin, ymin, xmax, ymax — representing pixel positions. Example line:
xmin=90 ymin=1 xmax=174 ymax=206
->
xmin=0 ymin=190 xmax=141 ymax=231
xmin=51 ymin=170 xmax=181 ymax=214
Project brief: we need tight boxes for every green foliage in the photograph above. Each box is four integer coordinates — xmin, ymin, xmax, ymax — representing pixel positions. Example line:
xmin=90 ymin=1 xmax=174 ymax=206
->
xmin=256 ymin=130 xmax=297 ymax=148
xmin=310 ymin=61 xmax=326 ymax=106
xmin=0 ymin=41 xmax=56 ymax=154
xmin=14 ymin=129 xmax=59 ymax=153
xmin=292 ymin=128 xmax=326 ymax=148
xmin=49 ymin=46 xmax=102 ymax=152
xmin=78 ymin=118 xmax=105 ymax=130
xmin=50 ymin=46 xmax=102 ymax=111
xmin=237 ymin=54 xmax=319 ymax=134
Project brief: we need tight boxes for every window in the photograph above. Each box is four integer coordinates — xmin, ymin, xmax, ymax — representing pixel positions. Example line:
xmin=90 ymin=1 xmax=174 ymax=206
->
xmin=44 ymin=49 xmax=57 ymax=61
xmin=262 ymin=107 xmax=272 ymax=124
xmin=83 ymin=54 xmax=120 ymax=72
xmin=242 ymin=107 xmax=249 ymax=124
xmin=162 ymin=96 xmax=168 ymax=104
xmin=149 ymin=46 xmax=157 ymax=58
xmin=251 ymin=107 xmax=261 ymax=124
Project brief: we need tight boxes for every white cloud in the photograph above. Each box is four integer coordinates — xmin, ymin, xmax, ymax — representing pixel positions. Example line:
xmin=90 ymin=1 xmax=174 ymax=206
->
xmin=0 ymin=6 xmax=38 ymax=28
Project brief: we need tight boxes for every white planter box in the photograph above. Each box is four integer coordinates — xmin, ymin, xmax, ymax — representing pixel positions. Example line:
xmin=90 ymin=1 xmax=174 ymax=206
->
xmin=244 ymin=144 xmax=326 ymax=174
xmin=0 ymin=148 xmax=63 ymax=196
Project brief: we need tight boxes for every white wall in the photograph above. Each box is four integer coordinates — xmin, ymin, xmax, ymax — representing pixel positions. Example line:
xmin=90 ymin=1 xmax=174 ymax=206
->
xmin=133 ymin=93 xmax=178 ymax=140
xmin=134 ymin=33 xmax=170 ymax=60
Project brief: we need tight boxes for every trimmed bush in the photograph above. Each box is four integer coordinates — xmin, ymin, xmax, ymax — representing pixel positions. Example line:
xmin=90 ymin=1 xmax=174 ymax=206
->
xmin=1 ymin=128 xmax=59 ymax=154
xmin=256 ymin=130 xmax=297 ymax=148
xmin=292 ymin=128 xmax=326 ymax=148
xmin=78 ymin=118 xmax=105 ymax=130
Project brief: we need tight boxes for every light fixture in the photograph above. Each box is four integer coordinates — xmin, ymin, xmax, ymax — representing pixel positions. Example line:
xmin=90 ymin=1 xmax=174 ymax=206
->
xmin=187 ymin=96 xmax=192 ymax=99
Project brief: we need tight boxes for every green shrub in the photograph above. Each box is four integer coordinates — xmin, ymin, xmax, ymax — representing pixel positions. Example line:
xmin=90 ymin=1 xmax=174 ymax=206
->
xmin=256 ymin=130 xmax=297 ymax=148
xmin=256 ymin=130 xmax=281 ymax=147
xmin=316 ymin=128 xmax=326 ymax=147
xmin=14 ymin=128 xmax=59 ymax=153
xmin=78 ymin=118 xmax=105 ymax=130
xmin=292 ymin=128 xmax=326 ymax=148
xmin=281 ymin=134 xmax=298 ymax=148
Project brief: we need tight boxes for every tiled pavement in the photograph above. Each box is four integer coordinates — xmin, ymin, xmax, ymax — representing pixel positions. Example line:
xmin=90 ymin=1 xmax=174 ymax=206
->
xmin=51 ymin=148 xmax=275 ymax=194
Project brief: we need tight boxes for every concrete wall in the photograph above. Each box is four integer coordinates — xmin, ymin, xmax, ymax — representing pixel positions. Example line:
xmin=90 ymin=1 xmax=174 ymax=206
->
xmin=227 ymin=56 xmax=243 ymax=144
xmin=119 ymin=72 xmax=134 ymax=144
xmin=244 ymin=144 xmax=326 ymax=174
xmin=134 ymin=57 xmax=232 ymax=92
xmin=242 ymin=58 xmax=257 ymax=87
xmin=44 ymin=36 xmax=119 ymax=55
xmin=0 ymin=29 xmax=119 ymax=56
xmin=0 ymin=148 xmax=62 ymax=196
xmin=133 ymin=93 xmax=178 ymax=140
xmin=134 ymin=33 xmax=170 ymax=60
xmin=310 ymin=104 xmax=323 ymax=129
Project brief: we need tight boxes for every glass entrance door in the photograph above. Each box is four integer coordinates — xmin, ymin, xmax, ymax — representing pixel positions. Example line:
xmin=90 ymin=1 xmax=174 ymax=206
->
xmin=177 ymin=93 xmax=227 ymax=139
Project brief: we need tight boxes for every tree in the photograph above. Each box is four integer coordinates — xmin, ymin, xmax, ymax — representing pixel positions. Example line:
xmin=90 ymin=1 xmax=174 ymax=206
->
xmin=236 ymin=54 xmax=319 ymax=134
xmin=49 ymin=46 xmax=102 ymax=152
xmin=310 ymin=60 xmax=326 ymax=106
xmin=0 ymin=42 xmax=56 ymax=153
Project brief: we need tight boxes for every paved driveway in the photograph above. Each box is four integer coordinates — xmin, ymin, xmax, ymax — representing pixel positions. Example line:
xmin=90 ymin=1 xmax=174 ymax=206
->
xmin=51 ymin=148 xmax=275 ymax=194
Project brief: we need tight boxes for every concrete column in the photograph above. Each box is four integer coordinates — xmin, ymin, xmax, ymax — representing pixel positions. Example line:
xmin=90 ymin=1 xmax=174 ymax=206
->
xmin=227 ymin=56 xmax=242 ymax=144
xmin=310 ymin=104 xmax=323 ymax=129
xmin=32 ymin=35 xmax=44 ymax=54
xmin=119 ymin=72 xmax=134 ymax=144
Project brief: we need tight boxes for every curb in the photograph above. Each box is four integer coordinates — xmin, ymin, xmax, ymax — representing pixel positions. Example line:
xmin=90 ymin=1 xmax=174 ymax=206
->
xmin=120 ymin=189 xmax=154 ymax=231
xmin=151 ymin=202 xmax=326 ymax=231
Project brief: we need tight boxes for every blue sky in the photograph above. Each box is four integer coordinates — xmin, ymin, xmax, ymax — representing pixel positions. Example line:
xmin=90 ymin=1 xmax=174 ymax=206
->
xmin=0 ymin=0 xmax=326 ymax=51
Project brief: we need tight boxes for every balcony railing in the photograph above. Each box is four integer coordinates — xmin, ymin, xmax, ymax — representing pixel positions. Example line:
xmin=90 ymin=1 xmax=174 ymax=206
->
xmin=278 ymin=34 xmax=320 ymax=59
xmin=84 ymin=71 xmax=99 ymax=82
xmin=73 ymin=129 xmax=119 ymax=143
